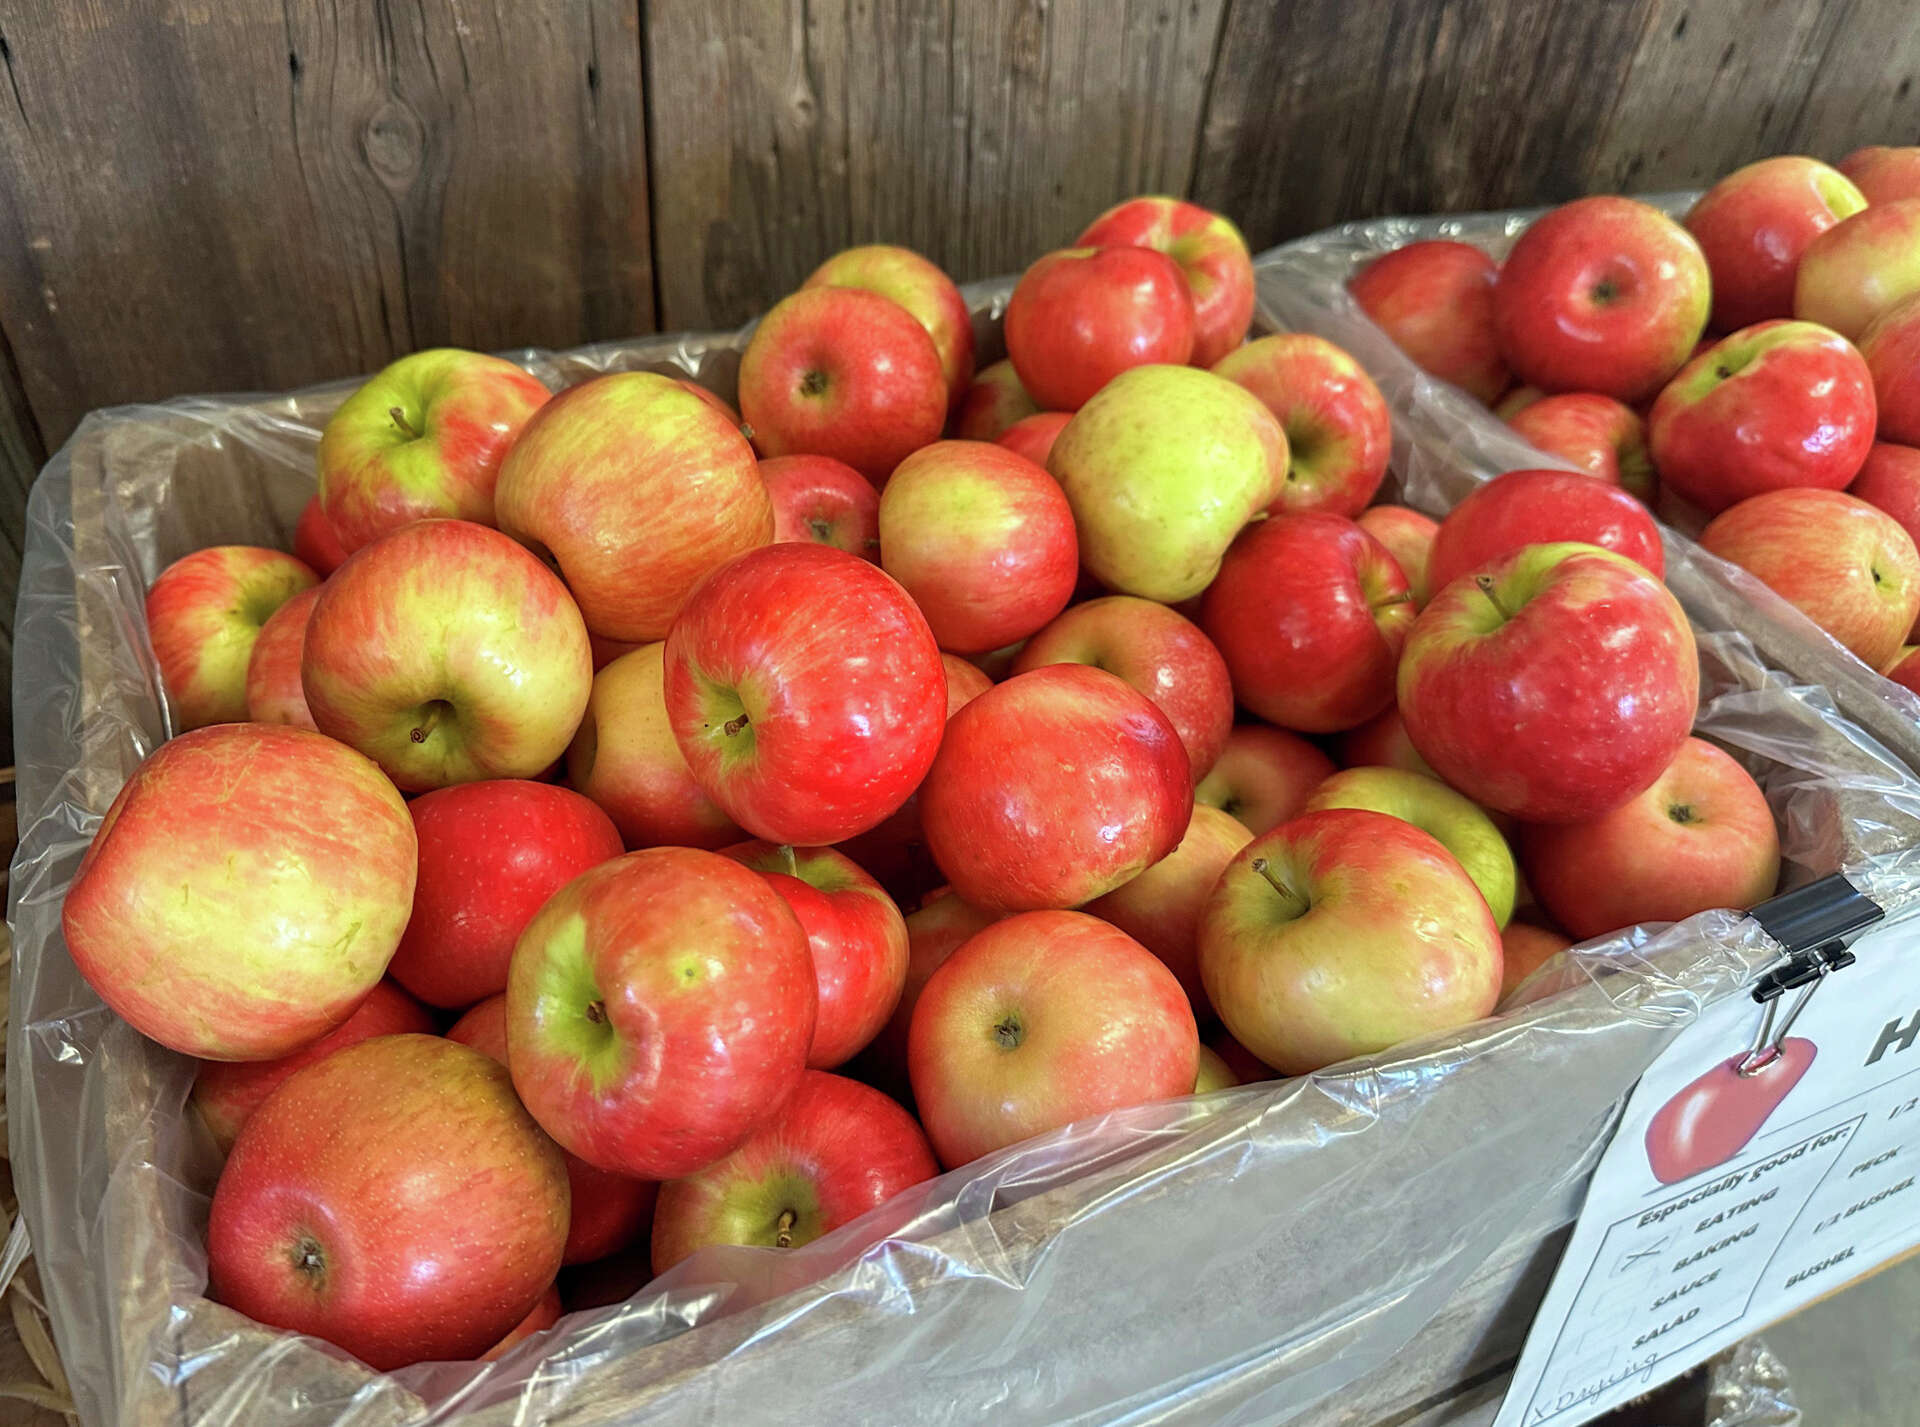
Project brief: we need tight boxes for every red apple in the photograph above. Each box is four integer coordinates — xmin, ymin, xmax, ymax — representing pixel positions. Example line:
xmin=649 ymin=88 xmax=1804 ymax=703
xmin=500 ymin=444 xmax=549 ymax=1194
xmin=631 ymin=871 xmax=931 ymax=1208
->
xmin=1076 ymin=196 xmax=1255 ymax=367
xmin=862 ymin=886 xmax=1001 ymax=1092
xmin=738 ymin=286 xmax=948 ymax=485
xmin=317 ymin=349 xmax=551 ymax=552
xmin=1349 ymin=240 xmax=1509 ymax=404
xmin=1004 ymin=247 xmax=1196 ymax=411
xmin=505 ymin=847 xmax=816 ymax=1179
xmin=302 ymin=519 xmax=592 ymax=791
xmin=803 ymin=244 xmax=975 ymax=404
xmin=1012 ymin=595 xmax=1233 ymax=779
xmin=208 ymin=1035 xmax=567 ymax=1370
xmin=1887 ymin=645 xmax=1920 ymax=694
xmin=677 ymin=379 xmax=743 ymax=429
xmin=877 ymin=440 xmax=1078 ymax=653
xmin=995 ymin=410 xmax=1073 ymax=468
xmin=567 ymin=642 xmax=742 ymax=851
xmin=1213 ymin=334 xmax=1392 ymax=516
xmin=293 ymin=495 xmax=350 ymax=577
xmin=1500 ymin=922 xmax=1573 ymax=1003
xmin=1521 ymin=737 xmax=1780 ymax=940
xmin=479 ymin=1285 xmax=562 ymax=1362
xmin=651 ymin=1071 xmax=937 ymax=1273
xmin=1200 ymin=514 xmax=1414 ymax=733
xmin=1838 ymin=146 xmax=1920 ymax=205
xmin=386 ymin=780 xmax=624 ymax=1010
xmin=1356 ymin=506 xmax=1440 ymax=606
xmin=1493 ymin=196 xmax=1711 ymax=403
xmin=920 ymin=665 xmax=1191 ymax=913
xmin=1700 ymin=488 xmax=1920 ymax=670
xmin=721 ymin=841 xmax=909 ymax=1070
xmin=1426 ymin=469 xmax=1666 ymax=595
xmin=1849 ymin=442 xmax=1920 ymax=555
xmin=191 ymin=979 xmax=434 ymax=1152
xmin=62 ymin=723 xmax=415 ymax=1060
xmin=146 ymin=545 xmax=317 ymax=730
xmin=1337 ymin=706 xmax=1434 ymax=778
xmin=909 ymin=910 xmax=1197 ymax=1167
xmin=760 ymin=454 xmax=881 ymax=561
xmin=1506 ymin=392 xmax=1656 ymax=502
xmin=1398 ymin=543 xmax=1699 ymax=823
xmin=448 ymin=994 xmax=658 ymax=1267
xmin=589 ymin=633 xmax=645 ymax=672
xmin=244 ymin=585 xmax=321 ymax=731
xmin=1086 ymin=803 xmax=1254 ymax=1017
xmin=1860 ymin=295 xmax=1920 ymax=446
xmin=1648 ymin=320 xmax=1877 ymax=512
xmin=496 ymin=371 xmax=771 ymax=642
xmin=1795 ymin=199 xmax=1920 ymax=340
xmin=950 ymin=359 xmax=1040 ymax=441
xmin=664 ymin=543 xmax=945 ymax=845
xmin=1198 ymin=809 xmax=1502 ymax=1075
xmin=1684 ymin=157 xmax=1867 ymax=332
xmin=1194 ymin=724 xmax=1337 ymax=833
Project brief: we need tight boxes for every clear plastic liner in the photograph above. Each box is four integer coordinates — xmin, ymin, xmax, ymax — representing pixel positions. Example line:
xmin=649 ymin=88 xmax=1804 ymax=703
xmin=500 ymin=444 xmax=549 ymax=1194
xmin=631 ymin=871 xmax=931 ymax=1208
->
xmin=1704 ymin=1338 xmax=1800 ymax=1427
xmin=11 ymin=272 xmax=1920 ymax=1427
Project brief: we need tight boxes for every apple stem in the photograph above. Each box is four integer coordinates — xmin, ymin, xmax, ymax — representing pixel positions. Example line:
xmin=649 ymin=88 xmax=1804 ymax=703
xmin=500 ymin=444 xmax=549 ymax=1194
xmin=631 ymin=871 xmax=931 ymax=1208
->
xmin=1474 ymin=573 xmax=1511 ymax=620
xmin=723 ymin=712 xmax=751 ymax=737
xmin=739 ymin=422 xmax=756 ymax=442
xmin=1249 ymin=857 xmax=1309 ymax=915
xmin=409 ymin=702 xmax=446 ymax=745
xmin=775 ymin=1208 xmax=797 ymax=1248
xmin=584 ymin=999 xmax=607 ymax=1025
xmin=776 ymin=844 xmax=799 ymax=876
xmin=389 ymin=405 xmax=421 ymax=440
xmin=1372 ymin=591 xmax=1414 ymax=612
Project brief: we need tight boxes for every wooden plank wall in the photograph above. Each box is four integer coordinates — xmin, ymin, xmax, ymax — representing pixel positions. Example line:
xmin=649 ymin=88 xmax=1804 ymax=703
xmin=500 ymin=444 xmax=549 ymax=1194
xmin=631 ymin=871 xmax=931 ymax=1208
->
xmin=0 ymin=0 xmax=1913 ymax=758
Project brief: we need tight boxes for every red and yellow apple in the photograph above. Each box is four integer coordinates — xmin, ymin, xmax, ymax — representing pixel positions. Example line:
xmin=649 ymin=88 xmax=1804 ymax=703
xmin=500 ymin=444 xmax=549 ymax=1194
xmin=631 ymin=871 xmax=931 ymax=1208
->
xmin=293 ymin=495 xmax=350 ymax=577
xmin=950 ymin=359 xmax=1040 ymax=441
xmin=994 ymin=410 xmax=1073 ymax=468
xmin=1076 ymin=196 xmax=1255 ymax=366
xmin=1356 ymin=506 xmax=1439 ymax=606
xmin=146 ymin=545 xmax=317 ymax=730
xmin=1684 ymin=157 xmax=1867 ymax=331
xmin=1349 ymin=240 xmax=1508 ymax=403
xmin=1838 ymin=146 xmax=1920 ymax=204
xmin=803 ymin=244 xmax=975 ymax=405
xmin=243 ymin=585 xmax=321 ymax=731
xmin=1849 ymin=442 xmax=1920 ymax=554
xmin=1426 ymin=468 xmax=1665 ymax=596
xmin=761 ymin=454 xmax=881 ymax=560
xmin=1194 ymin=724 xmax=1337 ymax=833
xmin=1796 ymin=198 xmax=1920 ymax=340
xmin=1506 ymin=392 xmax=1656 ymax=502
xmin=1005 ymin=247 xmax=1196 ymax=411
xmin=1213 ymin=334 xmax=1392 ymax=517
xmin=1859 ymin=295 xmax=1920 ymax=447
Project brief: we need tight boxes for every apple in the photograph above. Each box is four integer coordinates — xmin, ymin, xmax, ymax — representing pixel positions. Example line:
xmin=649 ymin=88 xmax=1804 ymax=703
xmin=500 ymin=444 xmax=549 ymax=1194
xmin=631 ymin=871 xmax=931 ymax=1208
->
xmin=1838 ymin=146 xmax=1920 ymax=205
xmin=761 ymin=454 xmax=881 ymax=560
xmin=62 ymin=723 xmax=415 ymax=1061
xmin=1794 ymin=198 xmax=1920 ymax=340
xmin=1887 ymin=645 xmax=1920 ymax=695
xmin=1213 ymin=333 xmax=1392 ymax=516
xmin=589 ymin=633 xmax=645 ymax=672
xmin=293 ymin=495 xmax=350 ymax=577
xmin=1493 ymin=385 xmax=1546 ymax=420
xmin=567 ymin=642 xmax=742 ymax=851
xmin=664 ymin=543 xmax=945 ymax=845
xmin=1076 ymin=196 xmax=1255 ymax=367
xmin=1648 ymin=320 xmax=1877 ymax=512
xmin=1506 ymin=392 xmax=1656 ymax=502
xmin=302 ymin=519 xmax=592 ymax=791
xmin=651 ymin=1071 xmax=938 ymax=1273
xmin=1684 ymin=157 xmax=1867 ymax=331
xmin=1356 ymin=506 xmax=1439 ymax=606
xmin=995 ymin=410 xmax=1073 ymax=468
xmin=738 ymin=286 xmax=948 ymax=484
xmin=1500 ymin=922 xmax=1573 ymax=1003
xmin=1198 ymin=809 xmax=1502 ymax=1075
xmin=1304 ymin=766 xmax=1516 ymax=924
xmin=721 ymin=840 xmax=909 ymax=1069
xmin=1847 ymin=442 xmax=1920 ymax=554
xmin=950 ymin=359 xmax=1040 ymax=440
xmin=1208 ymin=1029 xmax=1276 ymax=1083
xmin=908 ymin=910 xmax=1197 ymax=1168
xmin=1194 ymin=724 xmax=1337 ymax=833
xmin=860 ymin=886 xmax=1002 ymax=1093
xmin=1012 ymin=595 xmax=1234 ymax=780
xmin=920 ymin=665 xmax=1191 ymax=913
xmin=479 ymin=1285 xmax=562 ymax=1362
xmin=317 ymin=349 xmax=551 ymax=552
xmin=1337 ymin=706 xmax=1434 ymax=778
xmin=243 ymin=585 xmax=321 ymax=731
xmin=1398 ymin=543 xmax=1699 ymax=823
xmin=1700 ymin=488 xmax=1920 ymax=670
xmin=448 ymin=994 xmax=658 ymax=1267
xmin=1048 ymin=364 xmax=1285 ymax=603
xmin=1348 ymin=240 xmax=1509 ymax=403
xmin=676 ymin=378 xmax=744 ymax=429
xmin=877 ymin=440 xmax=1078 ymax=653
xmin=505 ymin=847 xmax=816 ymax=1179
xmin=191 ymin=980 xmax=434 ymax=1152
xmin=145 ymin=545 xmax=317 ymax=730
xmin=1493 ymin=196 xmax=1711 ymax=403
xmin=386 ymin=780 xmax=624 ymax=1009
xmin=496 ymin=371 xmax=771 ymax=642
xmin=803 ymin=243 xmax=975 ymax=404
xmin=1860 ymin=295 xmax=1920 ymax=446
xmin=1521 ymin=736 xmax=1781 ymax=940
xmin=1193 ymin=1044 xmax=1238 ymax=1094
xmin=1004 ymin=247 xmax=1196 ymax=411
xmin=1200 ymin=513 xmax=1414 ymax=733
xmin=207 ymin=1035 xmax=568 ymax=1370
xmin=1085 ymin=803 xmax=1253 ymax=1016
xmin=1425 ymin=469 xmax=1666 ymax=595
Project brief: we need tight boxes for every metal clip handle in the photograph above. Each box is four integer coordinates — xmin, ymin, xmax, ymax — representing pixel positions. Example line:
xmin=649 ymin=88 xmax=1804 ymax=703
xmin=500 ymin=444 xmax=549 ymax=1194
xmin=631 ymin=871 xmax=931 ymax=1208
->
xmin=1736 ymin=943 xmax=1856 ymax=1076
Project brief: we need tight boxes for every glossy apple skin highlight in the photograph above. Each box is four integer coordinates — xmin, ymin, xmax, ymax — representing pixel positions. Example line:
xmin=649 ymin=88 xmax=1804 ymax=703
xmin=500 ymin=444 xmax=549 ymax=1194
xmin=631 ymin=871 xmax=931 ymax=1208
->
xmin=1213 ymin=334 xmax=1392 ymax=517
xmin=1005 ymin=247 xmax=1196 ymax=411
xmin=802 ymin=243 xmax=975 ymax=404
xmin=146 ymin=545 xmax=318 ymax=730
xmin=1506 ymin=393 xmax=1655 ymax=502
xmin=1427 ymin=469 xmax=1665 ymax=596
xmin=1349 ymin=240 xmax=1509 ymax=403
xmin=761 ymin=454 xmax=881 ymax=560
xmin=244 ymin=585 xmax=322 ymax=731
xmin=1076 ymin=196 xmax=1255 ymax=366
xmin=1684 ymin=157 xmax=1867 ymax=332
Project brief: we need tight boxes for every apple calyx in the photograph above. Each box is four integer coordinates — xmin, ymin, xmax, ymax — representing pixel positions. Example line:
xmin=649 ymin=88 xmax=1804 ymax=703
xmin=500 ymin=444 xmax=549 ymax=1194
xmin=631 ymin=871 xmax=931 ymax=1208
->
xmin=1668 ymin=803 xmax=1698 ymax=825
xmin=388 ymin=405 xmax=422 ymax=440
xmin=1249 ymin=856 xmax=1310 ymax=918
xmin=800 ymin=369 xmax=830 ymax=398
xmin=583 ymin=998 xmax=608 ymax=1025
xmin=993 ymin=1012 xmax=1025 ymax=1051
xmin=774 ymin=1207 xmax=798 ymax=1249
xmin=808 ymin=516 xmax=835 ymax=543
xmin=289 ymin=1233 xmax=328 ymax=1289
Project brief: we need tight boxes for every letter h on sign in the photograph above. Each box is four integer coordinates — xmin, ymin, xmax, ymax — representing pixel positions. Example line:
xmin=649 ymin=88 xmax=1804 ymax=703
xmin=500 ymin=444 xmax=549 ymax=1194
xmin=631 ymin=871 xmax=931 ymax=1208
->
xmin=1868 ymin=1008 xmax=1920 ymax=1067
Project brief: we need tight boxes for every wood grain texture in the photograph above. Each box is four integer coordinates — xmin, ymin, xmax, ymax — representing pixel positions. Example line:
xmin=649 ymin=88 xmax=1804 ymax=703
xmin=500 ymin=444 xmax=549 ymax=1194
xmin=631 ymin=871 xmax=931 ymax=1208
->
xmin=642 ymin=0 xmax=1230 ymax=330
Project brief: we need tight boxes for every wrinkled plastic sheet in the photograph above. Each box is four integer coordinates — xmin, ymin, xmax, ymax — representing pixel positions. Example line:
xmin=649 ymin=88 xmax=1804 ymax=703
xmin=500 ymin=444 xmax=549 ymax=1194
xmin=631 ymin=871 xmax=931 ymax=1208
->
xmin=12 ymin=274 xmax=1920 ymax=1427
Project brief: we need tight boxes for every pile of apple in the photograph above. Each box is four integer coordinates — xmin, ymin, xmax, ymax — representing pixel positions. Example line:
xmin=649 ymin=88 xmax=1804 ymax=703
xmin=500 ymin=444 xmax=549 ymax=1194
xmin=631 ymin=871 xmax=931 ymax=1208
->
xmin=1350 ymin=144 xmax=1920 ymax=687
xmin=66 ymin=190 xmax=1787 ymax=1376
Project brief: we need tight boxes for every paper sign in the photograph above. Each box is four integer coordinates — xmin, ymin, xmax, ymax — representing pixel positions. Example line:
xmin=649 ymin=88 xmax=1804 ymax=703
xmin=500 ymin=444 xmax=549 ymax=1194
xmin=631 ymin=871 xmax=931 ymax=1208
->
xmin=1495 ymin=912 xmax=1920 ymax=1427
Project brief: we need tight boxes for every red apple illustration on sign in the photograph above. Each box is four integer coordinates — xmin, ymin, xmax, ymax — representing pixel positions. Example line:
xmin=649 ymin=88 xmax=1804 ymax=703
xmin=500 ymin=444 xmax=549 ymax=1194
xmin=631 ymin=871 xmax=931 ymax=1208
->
xmin=1644 ymin=1039 xmax=1818 ymax=1185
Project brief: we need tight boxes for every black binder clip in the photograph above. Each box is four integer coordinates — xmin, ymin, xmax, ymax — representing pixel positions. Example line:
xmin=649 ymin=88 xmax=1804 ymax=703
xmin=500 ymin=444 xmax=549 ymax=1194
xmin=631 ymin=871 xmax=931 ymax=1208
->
xmin=1736 ymin=873 xmax=1884 ymax=1076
